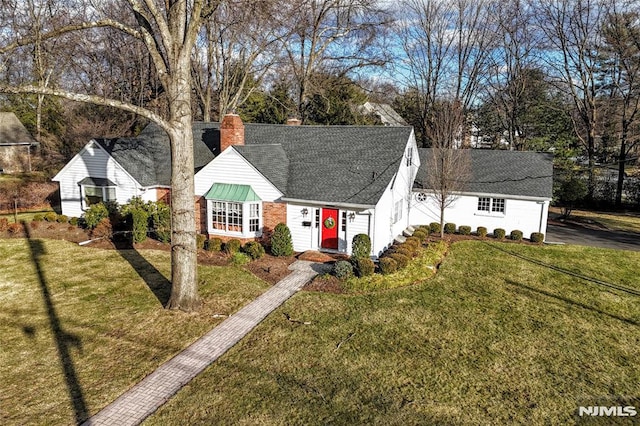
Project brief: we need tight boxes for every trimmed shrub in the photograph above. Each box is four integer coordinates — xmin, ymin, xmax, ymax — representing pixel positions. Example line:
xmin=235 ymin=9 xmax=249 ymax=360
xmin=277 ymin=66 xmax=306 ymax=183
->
xmin=44 ymin=212 xmax=58 ymax=222
xmin=530 ymin=232 xmax=545 ymax=244
xmin=270 ymin=223 xmax=294 ymax=256
xmin=458 ymin=225 xmax=471 ymax=235
xmin=230 ymin=252 xmax=251 ymax=266
xmin=378 ymin=257 xmax=398 ymax=275
xmin=405 ymin=236 xmax=421 ymax=247
xmin=0 ymin=218 xmax=8 ymax=232
xmin=476 ymin=226 xmax=488 ymax=238
xmin=224 ymin=239 xmax=241 ymax=254
xmin=83 ymin=203 xmax=109 ymax=229
xmin=333 ymin=260 xmax=354 ymax=279
xmin=418 ymin=225 xmax=431 ymax=235
xmin=493 ymin=228 xmax=506 ymax=240
xmin=56 ymin=215 xmax=69 ymax=223
xmin=390 ymin=253 xmax=409 ymax=269
xmin=69 ymin=217 xmax=79 ymax=226
xmin=351 ymin=234 xmax=371 ymax=259
xmin=412 ymin=230 xmax=428 ymax=243
xmin=396 ymin=246 xmax=414 ymax=259
xmin=149 ymin=201 xmax=171 ymax=243
xmin=353 ymin=257 xmax=375 ymax=277
xmin=444 ymin=223 xmax=457 ymax=234
xmin=92 ymin=218 xmax=112 ymax=239
xmin=429 ymin=222 xmax=441 ymax=234
xmin=243 ymin=241 xmax=265 ymax=259
xmin=510 ymin=230 xmax=523 ymax=241
xmin=196 ymin=234 xmax=207 ymax=250
xmin=33 ymin=214 xmax=44 ymax=222
xmin=206 ymin=237 xmax=223 ymax=252
xmin=130 ymin=208 xmax=149 ymax=243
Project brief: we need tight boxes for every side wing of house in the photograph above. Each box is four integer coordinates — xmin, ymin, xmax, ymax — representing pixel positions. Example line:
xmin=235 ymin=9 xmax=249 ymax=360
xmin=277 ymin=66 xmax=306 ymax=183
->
xmin=52 ymin=140 xmax=145 ymax=218
xmin=371 ymin=129 xmax=421 ymax=256
xmin=194 ymin=147 xmax=284 ymax=241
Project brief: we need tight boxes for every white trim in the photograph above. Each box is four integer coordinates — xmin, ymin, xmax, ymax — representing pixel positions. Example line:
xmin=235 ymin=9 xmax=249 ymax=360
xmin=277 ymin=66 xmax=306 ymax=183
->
xmin=80 ymin=184 xmax=117 ymax=210
xmin=207 ymin=199 xmax=263 ymax=238
xmin=52 ymin=140 xmax=143 ymax=189
xmin=412 ymin=188 xmax=550 ymax=203
xmin=281 ymin=197 xmax=374 ymax=210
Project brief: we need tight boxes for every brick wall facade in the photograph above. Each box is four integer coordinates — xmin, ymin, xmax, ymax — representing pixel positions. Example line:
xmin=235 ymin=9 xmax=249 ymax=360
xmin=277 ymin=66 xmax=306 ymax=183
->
xmin=156 ymin=188 xmax=171 ymax=204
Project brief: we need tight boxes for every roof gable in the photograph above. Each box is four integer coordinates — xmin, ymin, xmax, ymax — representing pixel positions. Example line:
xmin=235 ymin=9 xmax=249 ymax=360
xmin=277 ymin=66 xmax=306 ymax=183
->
xmin=415 ymin=148 xmax=553 ymax=199
xmin=0 ymin=112 xmax=36 ymax=145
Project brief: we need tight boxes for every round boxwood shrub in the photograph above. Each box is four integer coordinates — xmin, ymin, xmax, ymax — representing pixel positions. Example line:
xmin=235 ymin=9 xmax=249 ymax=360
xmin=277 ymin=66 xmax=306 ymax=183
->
xmin=196 ymin=234 xmax=207 ymax=250
xmin=476 ymin=226 xmax=488 ymax=238
xmin=69 ymin=217 xmax=79 ymax=226
xmin=530 ymin=232 xmax=545 ymax=244
xmin=224 ymin=239 xmax=242 ymax=254
xmin=33 ymin=214 xmax=44 ymax=222
xmin=83 ymin=203 xmax=109 ymax=229
xmin=378 ymin=257 xmax=398 ymax=275
xmin=510 ymin=230 xmax=523 ymax=241
xmin=206 ymin=237 xmax=223 ymax=252
xmin=270 ymin=223 xmax=294 ymax=256
xmin=418 ymin=225 xmax=430 ymax=235
xmin=444 ymin=223 xmax=457 ymax=234
xmin=56 ymin=214 xmax=69 ymax=224
xmin=333 ymin=260 xmax=354 ymax=279
xmin=353 ymin=257 xmax=375 ymax=277
xmin=493 ymin=228 xmax=506 ymax=240
xmin=243 ymin=241 xmax=265 ymax=259
xmin=44 ymin=212 xmax=58 ymax=222
xmin=351 ymin=233 xmax=371 ymax=259
xmin=390 ymin=253 xmax=409 ymax=269
xmin=412 ymin=230 xmax=428 ymax=243
xmin=458 ymin=225 xmax=471 ymax=235
xmin=429 ymin=222 xmax=441 ymax=234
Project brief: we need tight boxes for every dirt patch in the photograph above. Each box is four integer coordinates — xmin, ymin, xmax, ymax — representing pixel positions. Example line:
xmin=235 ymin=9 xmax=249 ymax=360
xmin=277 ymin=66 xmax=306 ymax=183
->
xmin=246 ymin=254 xmax=297 ymax=285
xmin=304 ymin=274 xmax=344 ymax=294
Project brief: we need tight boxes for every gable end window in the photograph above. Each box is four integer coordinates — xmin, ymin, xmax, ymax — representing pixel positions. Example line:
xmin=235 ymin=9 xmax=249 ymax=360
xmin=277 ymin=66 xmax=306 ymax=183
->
xmin=477 ymin=197 xmax=505 ymax=214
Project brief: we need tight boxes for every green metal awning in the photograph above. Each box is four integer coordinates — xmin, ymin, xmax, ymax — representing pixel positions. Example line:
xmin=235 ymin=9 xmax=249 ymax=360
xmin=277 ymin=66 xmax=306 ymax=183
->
xmin=204 ymin=183 xmax=261 ymax=202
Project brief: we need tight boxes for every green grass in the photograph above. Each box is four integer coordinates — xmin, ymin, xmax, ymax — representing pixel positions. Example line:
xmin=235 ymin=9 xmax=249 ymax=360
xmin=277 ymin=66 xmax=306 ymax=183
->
xmin=146 ymin=240 xmax=640 ymax=425
xmin=0 ymin=238 xmax=269 ymax=425
xmin=0 ymin=209 xmax=56 ymax=222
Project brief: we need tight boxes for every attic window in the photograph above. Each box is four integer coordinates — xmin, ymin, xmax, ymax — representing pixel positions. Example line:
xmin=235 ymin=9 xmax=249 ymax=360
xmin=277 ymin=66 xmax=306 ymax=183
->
xmin=79 ymin=177 xmax=116 ymax=209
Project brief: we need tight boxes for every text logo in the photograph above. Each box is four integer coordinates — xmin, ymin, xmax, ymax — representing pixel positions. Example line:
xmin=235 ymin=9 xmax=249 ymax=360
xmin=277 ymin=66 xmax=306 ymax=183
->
xmin=578 ymin=406 xmax=637 ymax=417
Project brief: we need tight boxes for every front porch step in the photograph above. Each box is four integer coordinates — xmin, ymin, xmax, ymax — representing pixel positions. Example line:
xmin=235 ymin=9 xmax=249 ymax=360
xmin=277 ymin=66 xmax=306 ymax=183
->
xmin=394 ymin=235 xmax=407 ymax=244
xmin=402 ymin=225 xmax=416 ymax=237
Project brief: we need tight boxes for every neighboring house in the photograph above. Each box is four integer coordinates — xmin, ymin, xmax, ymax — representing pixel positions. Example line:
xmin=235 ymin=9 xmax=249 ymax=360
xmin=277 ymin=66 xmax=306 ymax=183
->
xmin=410 ymin=149 xmax=553 ymax=238
xmin=53 ymin=114 xmax=552 ymax=256
xmin=360 ymin=102 xmax=408 ymax=126
xmin=0 ymin=112 xmax=38 ymax=173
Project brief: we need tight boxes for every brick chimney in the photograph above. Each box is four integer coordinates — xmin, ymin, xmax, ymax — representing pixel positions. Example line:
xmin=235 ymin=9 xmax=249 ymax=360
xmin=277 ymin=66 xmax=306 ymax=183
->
xmin=286 ymin=118 xmax=302 ymax=126
xmin=220 ymin=113 xmax=245 ymax=152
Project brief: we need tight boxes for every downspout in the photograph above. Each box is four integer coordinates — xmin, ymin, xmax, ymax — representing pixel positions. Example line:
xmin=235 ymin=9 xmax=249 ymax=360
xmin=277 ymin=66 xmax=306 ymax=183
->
xmin=537 ymin=201 xmax=545 ymax=234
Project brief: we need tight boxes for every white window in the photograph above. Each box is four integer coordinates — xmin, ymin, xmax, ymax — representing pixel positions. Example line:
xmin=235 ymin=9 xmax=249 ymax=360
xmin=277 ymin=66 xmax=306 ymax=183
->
xmin=81 ymin=185 xmax=116 ymax=209
xmin=394 ymin=199 xmax=403 ymax=223
xmin=209 ymin=201 xmax=261 ymax=236
xmin=477 ymin=197 xmax=505 ymax=214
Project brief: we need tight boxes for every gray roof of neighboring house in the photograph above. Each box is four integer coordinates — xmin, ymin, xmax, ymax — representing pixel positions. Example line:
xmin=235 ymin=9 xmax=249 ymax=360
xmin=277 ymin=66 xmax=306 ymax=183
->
xmin=0 ymin=112 xmax=37 ymax=145
xmin=415 ymin=148 xmax=553 ymax=199
xmin=361 ymin=102 xmax=408 ymax=126
xmin=93 ymin=121 xmax=413 ymax=206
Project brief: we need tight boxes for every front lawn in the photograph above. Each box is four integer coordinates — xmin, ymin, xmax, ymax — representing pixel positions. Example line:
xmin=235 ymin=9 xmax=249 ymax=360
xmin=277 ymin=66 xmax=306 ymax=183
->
xmin=147 ymin=241 xmax=640 ymax=425
xmin=0 ymin=238 xmax=270 ymax=425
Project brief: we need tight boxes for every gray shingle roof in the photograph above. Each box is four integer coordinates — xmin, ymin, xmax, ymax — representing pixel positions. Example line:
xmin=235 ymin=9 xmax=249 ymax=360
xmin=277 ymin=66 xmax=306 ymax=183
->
xmin=93 ymin=121 xmax=413 ymax=206
xmin=0 ymin=112 xmax=36 ymax=145
xmin=415 ymin=148 xmax=553 ymax=199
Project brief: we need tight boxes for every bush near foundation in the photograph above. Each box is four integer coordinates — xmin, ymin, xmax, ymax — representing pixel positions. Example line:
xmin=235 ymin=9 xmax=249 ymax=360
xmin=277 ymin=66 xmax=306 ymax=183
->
xmin=476 ymin=227 xmax=488 ymax=238
xmin=378 ymin=257 xmax=398 ymax=275
xmin=444 ymin=223 xmax=456 ymax=234
xmin=458 ymin=225 xmax=471 ymax=235
xmin=270 ymin=223 xmax=293 ymax=256
xmin=530 ymin=232 xmax=545 ymax=244
xmin=493 ymin=228 xmax=506 ymax=240
xmin=510 ymin=230 xmax=523 ymax=241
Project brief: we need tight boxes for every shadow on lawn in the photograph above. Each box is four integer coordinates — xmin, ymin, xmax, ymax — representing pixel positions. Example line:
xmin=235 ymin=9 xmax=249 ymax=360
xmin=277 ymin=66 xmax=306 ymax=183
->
xmin=22 ymin=221 xmax=89 ymax=424
xmin=113 ymin=237 xmax=172 ymax=307
xmin=506 ymin=279 xmax=639 ymax=327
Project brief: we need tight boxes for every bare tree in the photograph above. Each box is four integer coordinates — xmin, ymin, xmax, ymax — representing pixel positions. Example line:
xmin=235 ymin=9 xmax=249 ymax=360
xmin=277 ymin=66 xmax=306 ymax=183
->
xmin=283 ymin=0 xmax=391 ymax=122
xmin=0 ymin=0 xmax=221 ymax=311
xmin=536 ymin=0 xmax=607 ymax=199
xmin=599 ymin=3 xmax=640 ymax=206
xmin=424 ymin=100 xmax=471 ymax=238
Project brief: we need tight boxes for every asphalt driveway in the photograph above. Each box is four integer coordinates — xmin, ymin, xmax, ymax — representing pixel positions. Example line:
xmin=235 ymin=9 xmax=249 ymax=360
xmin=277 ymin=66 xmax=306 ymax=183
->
xmin=546 ymin=220 xmax=640 ymax=252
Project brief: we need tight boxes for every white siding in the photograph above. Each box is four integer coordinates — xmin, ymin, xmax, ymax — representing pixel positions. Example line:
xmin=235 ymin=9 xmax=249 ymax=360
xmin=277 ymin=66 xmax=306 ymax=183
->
xmin=140 ymin=188 xmax=160 ymax=202
xmin=194 ymin=148 xmax=282 ymax=201
xmin=52 ymin=141 xmax=142 ymax=218
xmin=409 ymin=192 xmax=550 ymax=238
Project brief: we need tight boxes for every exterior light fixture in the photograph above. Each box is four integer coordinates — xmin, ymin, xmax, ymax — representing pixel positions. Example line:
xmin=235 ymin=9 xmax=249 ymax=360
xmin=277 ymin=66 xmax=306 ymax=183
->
xmin=348 ymin=212 xmax=356 ymax=222
xmin=301 ymin=208 xmax=309 ymax=217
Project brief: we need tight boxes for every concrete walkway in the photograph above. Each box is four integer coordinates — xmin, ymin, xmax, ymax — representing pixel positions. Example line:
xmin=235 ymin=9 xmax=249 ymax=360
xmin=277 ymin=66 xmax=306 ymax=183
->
xmin=82 ymin=260 xmax=325 ymax=426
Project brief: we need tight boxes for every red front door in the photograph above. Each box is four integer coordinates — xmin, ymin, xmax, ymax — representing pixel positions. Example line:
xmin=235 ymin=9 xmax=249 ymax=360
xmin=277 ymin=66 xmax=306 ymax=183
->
xmin=321 ymin=208 xmax=339 ymax=250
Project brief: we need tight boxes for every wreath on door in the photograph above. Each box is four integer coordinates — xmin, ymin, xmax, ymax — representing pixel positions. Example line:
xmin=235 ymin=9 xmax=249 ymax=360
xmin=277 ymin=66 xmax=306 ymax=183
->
xmin=323 ymin=216 xmax=336 ymax=229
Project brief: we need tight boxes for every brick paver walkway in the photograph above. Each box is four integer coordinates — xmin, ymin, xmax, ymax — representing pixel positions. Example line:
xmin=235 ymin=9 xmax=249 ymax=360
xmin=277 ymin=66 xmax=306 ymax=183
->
xmin=82 ymin=260 xmax=325 ymax=426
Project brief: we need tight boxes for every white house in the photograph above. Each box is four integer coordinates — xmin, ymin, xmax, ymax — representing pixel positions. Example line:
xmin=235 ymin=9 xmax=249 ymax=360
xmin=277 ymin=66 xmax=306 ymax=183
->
xmin=53 ymin=114 xmax=552 ymax=256
xmin=410 ymin=149 xmax=553 ymax=238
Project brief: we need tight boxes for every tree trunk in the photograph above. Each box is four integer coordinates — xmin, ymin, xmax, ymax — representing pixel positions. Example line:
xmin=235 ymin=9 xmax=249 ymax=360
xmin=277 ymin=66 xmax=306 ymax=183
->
xmin=615 ymin=126 xmax=627 ymax=207
xmin=165 ymin=68 xmax=200 ymax=311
